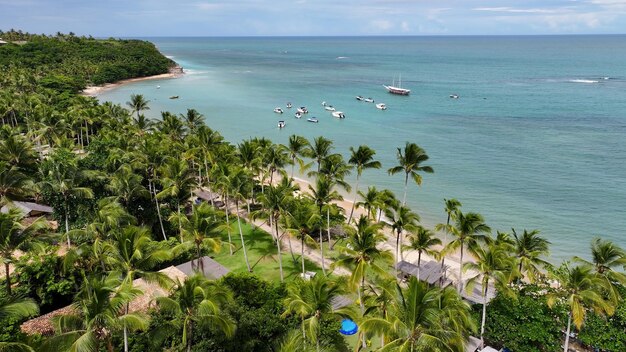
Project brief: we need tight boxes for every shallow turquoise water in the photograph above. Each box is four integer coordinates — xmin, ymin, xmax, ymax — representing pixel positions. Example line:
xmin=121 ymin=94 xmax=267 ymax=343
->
xmin=98 ymin=36 xmax=626 ymax=261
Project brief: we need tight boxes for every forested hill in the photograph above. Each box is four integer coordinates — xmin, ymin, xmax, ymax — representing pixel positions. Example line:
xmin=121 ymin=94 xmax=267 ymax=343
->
xmin=0 ymin=29 xmax=175 ymax=92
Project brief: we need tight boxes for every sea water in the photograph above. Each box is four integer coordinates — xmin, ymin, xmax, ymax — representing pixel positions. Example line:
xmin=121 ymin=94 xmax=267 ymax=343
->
xmin=98 ymin=36 xmax=626 ymax=262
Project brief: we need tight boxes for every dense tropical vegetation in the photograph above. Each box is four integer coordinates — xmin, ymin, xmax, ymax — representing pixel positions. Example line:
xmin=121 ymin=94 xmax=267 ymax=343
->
xmin=0 ymin=30 xmax=624 ymax=351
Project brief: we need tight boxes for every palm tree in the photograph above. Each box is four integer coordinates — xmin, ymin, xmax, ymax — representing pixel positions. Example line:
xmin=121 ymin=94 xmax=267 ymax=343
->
xmin=105 ymin=225 xmax=172 ymax=352
xmin=385 ymin=203 xmax=420 ymax=271
xmin=403 ymin=226 xmax=442 ymax=279
xmin=283 ymin=276 xmax=352 ymax=351
xmin=155 ymin=274 xmax=235 ymax=352
xmin=157 ymin=157 xmax=197 ymax=242
xmin=388 ymin=142 xmax=433 ymax=205
xmin=445 ymin=211 xmax=491 ymax=293
xmin=361 ymin=277 xmax=475 ymax=350
xmin=306 ymin=136 xmax=334 ymax=174
xmin=283 ymin=197 xmax=320 ymax=275
xmin=355 ymin=186 xmax=380 ymax=221
xmin=39 ymin=160 xmax=94 ymax=247
xmin=106 ymin=164 xmax=150 ymax=209
xmin=126 ymin=94 xmax=150 ymax=119
xmin=0 ymin=162 xmax=32 ymax=206
xmin=574 ymin=238 xmax=626 ymax=304
xmin=334 ymin=215 xmax=392 ymax=347
xmin=547 ymin=262 xmax=614 ymax=352
xmin=286 ymin=135 xmax=310 ymax=180
xmin=228 ymin=167 xmax=253 ymax=272
xmin=347 ymin=145 xmax=381 ymax=224
xmin=0 ymin=296 xmax=39 ymax=352
xmin=463 ymin=242 xmax=514 ymax=349
xmin=180 ymin=108 xmax=204 ymax=133
xmin=308 ymin=175 xmax=343 ymax=274
xmin=45 ymin=274 xmax=147 ymax=352
xmin=443 ymin=198 xmax=462 ymax=242
xmin=174 ymin=203 xmax=222 ymax=271
xmin=0 ymin=208 xmax=48 ymax=295
xmin=512 ymin=228 xmax=551 ymax=283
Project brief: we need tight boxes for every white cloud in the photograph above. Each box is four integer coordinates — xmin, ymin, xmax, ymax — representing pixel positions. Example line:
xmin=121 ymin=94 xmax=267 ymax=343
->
xmin=473 ymin=7 xmax=563 ymax=14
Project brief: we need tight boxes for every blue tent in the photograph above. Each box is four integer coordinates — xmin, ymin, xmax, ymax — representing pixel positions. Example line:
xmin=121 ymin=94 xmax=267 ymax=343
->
xmin=339 ymin=319 xmax=358 ymax=335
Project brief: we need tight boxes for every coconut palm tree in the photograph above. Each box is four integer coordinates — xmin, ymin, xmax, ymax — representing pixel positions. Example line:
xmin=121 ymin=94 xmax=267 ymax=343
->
xmin=126 ymin=94 xmax=150 ymax=119
xmin=283 ymin=275 xmax=352 ymax=352
xmin=547 ymin=262 xmax=614 ymax=352
xmin=39 ymin=160 xmax=94 ymax=247
xmin=286 ymin=135 xmax=310 ymax=180
xmin=0 ymin=133 xmax=38 ymax=174
xmin=0 ymin=207 xmax=48 ymax=295
xmin=180 ymin=108 xmax=204 ymax=133
xmin=155 ymin=274 xmax=235 ymax=352
xmin=0 ymin=296 xmax=39 ymax=352
xmin=308 ymin=175 xmax=343 ymax=274
xmin=228 ymin=167 xmax=253 ymax=272
xmin=355 ymin=186 xmax=380 ymax=221
xmin=106 ymin=164 xmax=150 ymax=209
xmin=361 ymin=276 xmax=475 ymax=351
xmin=0 ymin=162 xmax=32 ymax=206
xmin=157 ymin=157 xmax=197 ymax=242
xmin=444 ymin=211 xmax=491 ymax=293
xmin=283 ymin=197 xmax=320 ymax=275
xmin=403 ymin=226 xmax=442 ymax=279
xmin=334 ymin=215 xmax=392 ymax=347
xmin=104 ymin=225 xmax=172 ymax=352
xmin=388 ymin=142 xmax=433 ymax=206
xmin=574 ymin=238 xmax=626 ymax=304
xmin=173 ymin=203 xmax=222 ymax=271
xmin=385 ymin=203 xmax=420 ymax=271
xmin=463 ymin=242 xmax=514 ymax=349
xmin=511 ymin=228 xmax=551 ymax=283
xmin=306 ymin=136 xmax=335 ymax=174
xmin=347 ymin=145 xmax=381 ymax=224
xmin=264 ymin=143 xmax=289 ymax=185
xmin=44 ymin=274 xmax=147 ymax=352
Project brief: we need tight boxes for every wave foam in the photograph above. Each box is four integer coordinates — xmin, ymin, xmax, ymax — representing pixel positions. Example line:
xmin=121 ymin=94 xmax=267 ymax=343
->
xmin=336 ymin=56 xmax=349 ymax=60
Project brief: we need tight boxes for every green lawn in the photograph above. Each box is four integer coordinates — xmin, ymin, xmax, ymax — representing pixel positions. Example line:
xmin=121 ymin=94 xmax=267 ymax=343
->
xmin=212 ymin=220 xmax=324 ymax=283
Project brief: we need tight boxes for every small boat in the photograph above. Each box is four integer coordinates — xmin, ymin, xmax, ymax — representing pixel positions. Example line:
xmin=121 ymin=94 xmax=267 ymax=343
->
xmin=356 ymin=95 xmax=364 ymax=101
xmin=277 ymin=120 xmax=286 ymax=128
xmin=376 ymin=103 xmax=387 ymax=110
xmin=295 ymin=112 xmax=302 ymax=119
xmin=156 ymin=85 xmax=161 ymax=89
xmin=364 ymin=97 xmax=374 ymax=103
xmin=274 ymin=107 xmax=284 ymax=114
xmin=307 ymin=117 xmax=319 ymax=123
xmin=449 ymin=94 xmax=459 ymax=99
xmin=324 ymin=105 xmax=336 ymax=111
xmin=321 ymin=101 xmax=327 ymax=106
xmin=297 ymin=107 xmax=308 ymax=114
xmin=332 ymin=111 xmax=345 ymax=119
xmin=384 ymin=74 xmax=411 ymax=95
xmin=286 ymin=102 xmax=292 ymax=108
xmin=169 ymin=95 xmax=179 ymax=99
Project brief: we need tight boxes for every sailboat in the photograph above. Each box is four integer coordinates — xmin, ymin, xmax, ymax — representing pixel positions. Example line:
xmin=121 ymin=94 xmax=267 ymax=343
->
xmin=383 ymin=74 xmax=411 ymax=95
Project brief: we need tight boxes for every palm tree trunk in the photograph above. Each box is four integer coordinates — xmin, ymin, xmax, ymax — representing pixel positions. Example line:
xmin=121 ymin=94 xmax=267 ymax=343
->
xmin=319 ymin=227 xmax=326 ymax=275
xmin=151 ymin=181 xmax=167 ymax=240
xmin=359 ymin=277 xmax=367 ymax=348
xmin=403 ymin=173 xmax=409 ymax=206
xmin=274 ymin=214 xmax=284 ymax=282
xmin=177 ymin=201 xmax=183 ymax=242
xmin=5 ymin=263 xmax=11 ymax=295
xmin=348 ymin=175 xmax=360 ymax=224
xmin=458 ymin=242 xmax=464 ymax=293
xmin=301 ymin=234 xmax=305 ymax=275
xmin=480 ymin=283 xmax=489 ymax=349
xmin=326 ymin=207 xmax=332 ymax=248
xmin=187 ymin=321 xmax=193 ymax=352
xmin=417 ymin=251 xmax=422 ymax=281
xmin=65 ymin=209 xmax=71 ymax=248
xmin=395 ymin=231 xmax=401 ymax=277
xmin=225 ymin=193 xmax=233 ymax=255
xmin=236 ymin=200 xmax=252 ymax=272
xmin=287 ymin=231 xmax=296 ymax=264
xmin=123 ymin=303 xmax=129 ymax=352
xmin=563 ymin=311 xmax=572 ymax=352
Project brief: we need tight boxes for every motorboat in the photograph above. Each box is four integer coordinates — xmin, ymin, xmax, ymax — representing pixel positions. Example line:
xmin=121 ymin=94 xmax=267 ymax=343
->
xmin=364 ymin=97 xmax=374 ymax=103
xmin=169 ymin=95 xmax=179 ymax=99
xmin=449 ymin=94 xmax=459 ymax=99
xmin=332 ymin=111 xmax=345 ymax=119
xmin=356 ymin=95 xmax=364 ymax=101
xmin=286 ymin=102 xmax=292 ymax=108
xmin=295 ymin=112 xmax=302 ymax=119
xmin=384 ymin=74 xmax=411 ymax=95
xmin=307 ymin=117 xmax=319 ymax=123
xmin=322 ymin=101 xmax=327 ymax=106
xmin=278 ymin=120 xmax=286 ymax=128
xmin=274 ymin=107 xmax=284 ymax=114
xmin=324 ymin=105 xmax=336 ymax=111
xmin=156 ymin=85 xmax=161 ymax=89
xmin=376 ymin=103 xmax=387 ymax=110
xmin=297 ymin=107 xmax=308 ymax=114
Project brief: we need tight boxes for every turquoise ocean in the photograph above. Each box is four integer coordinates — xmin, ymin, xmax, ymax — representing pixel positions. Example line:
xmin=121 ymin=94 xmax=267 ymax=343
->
xmin=97 ymin=36 xmax=626 ymax=262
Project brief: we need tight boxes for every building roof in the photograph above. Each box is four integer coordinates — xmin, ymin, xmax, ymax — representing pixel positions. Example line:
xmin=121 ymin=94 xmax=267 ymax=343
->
xmin=396 ymin=260 xmax=450 ymax=286
xmin=0 ymin=39 xmax=7 ymax=44
xmin=194 ymin=189 xmax=220 ymax=202
xmin=175 ymin=256 xmax=230 ymax=280
xmin=1 ymin=201 xmax=54 ymax=216
xmin=461 ymin=282 xmax=497 ymax=305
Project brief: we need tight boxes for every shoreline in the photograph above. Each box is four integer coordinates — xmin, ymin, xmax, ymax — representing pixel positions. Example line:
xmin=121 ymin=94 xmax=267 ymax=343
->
xmin=81 ymin=66 xmax=184 ymax=97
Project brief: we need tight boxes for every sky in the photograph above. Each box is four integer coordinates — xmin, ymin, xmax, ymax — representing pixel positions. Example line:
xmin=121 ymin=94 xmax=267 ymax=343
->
xmin=2 ymin=0 xmax=626 ymax=36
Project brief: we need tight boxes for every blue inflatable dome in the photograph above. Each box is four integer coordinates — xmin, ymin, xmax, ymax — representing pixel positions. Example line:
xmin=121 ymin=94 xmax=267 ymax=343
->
xmin=339 ymin=319 xmax=358 ymax=335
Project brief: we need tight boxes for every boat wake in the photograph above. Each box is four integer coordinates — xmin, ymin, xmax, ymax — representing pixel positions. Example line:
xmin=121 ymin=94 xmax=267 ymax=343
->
xmin=569 ymin=79 xmax=599 ymax=84
xmin=336 ymin=56 xmax=349 ymax=60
